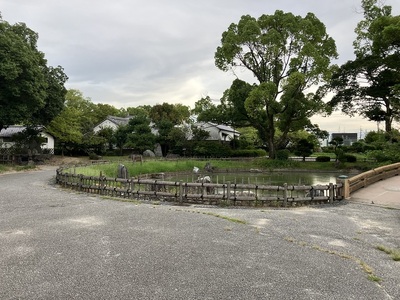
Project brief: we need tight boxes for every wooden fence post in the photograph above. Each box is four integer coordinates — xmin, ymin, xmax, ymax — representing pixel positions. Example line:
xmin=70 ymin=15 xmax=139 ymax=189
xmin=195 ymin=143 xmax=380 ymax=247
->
xmin=343 ymin=179 xmax=350 ymax=199
xmin=79 ymin=174 xmax=83 ymax=192
xmin=179 ymin=180 xmax=183 ymax=204
xmin=227 ymin=181 xmax=231 ymax=204
xmin=329 ymin=182 xmax=334 ymax=204
xmin=283 ymin=183 xmax=288 ymax=206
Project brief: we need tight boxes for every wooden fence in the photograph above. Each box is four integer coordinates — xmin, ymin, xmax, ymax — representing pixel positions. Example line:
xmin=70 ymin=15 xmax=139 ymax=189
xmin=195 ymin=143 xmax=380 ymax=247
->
xmin=342 ymin=162 xmax=400 ymax=198
xmin=56 ymin=167 xmax=344 ymax=207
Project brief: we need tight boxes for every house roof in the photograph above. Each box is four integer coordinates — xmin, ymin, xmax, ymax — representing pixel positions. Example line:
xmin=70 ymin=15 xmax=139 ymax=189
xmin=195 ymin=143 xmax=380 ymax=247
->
xmin=0 ymin=125 xmax=48 ymax=138
xmin=0 ymin=126 xmax=26 ymax=138
xmin=106 ymin=116 xmax=132 ymax=126
xmin=197 ymin=122 xmax=240 ymax=134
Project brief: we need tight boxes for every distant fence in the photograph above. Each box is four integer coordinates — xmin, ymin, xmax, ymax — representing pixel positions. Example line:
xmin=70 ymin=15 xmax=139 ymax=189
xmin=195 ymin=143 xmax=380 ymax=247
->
xmin=343 ymin=162 xmax=400 ymax=198
xmin=56 ymin=166 xmax=344 ymax=207
xmin=0 ymin=147 xmax=54 ymax=164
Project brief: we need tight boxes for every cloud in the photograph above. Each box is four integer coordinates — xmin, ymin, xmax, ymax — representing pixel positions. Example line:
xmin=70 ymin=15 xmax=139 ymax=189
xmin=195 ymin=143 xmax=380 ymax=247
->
xmin=2 ymin=0 xmax=399 ymax=132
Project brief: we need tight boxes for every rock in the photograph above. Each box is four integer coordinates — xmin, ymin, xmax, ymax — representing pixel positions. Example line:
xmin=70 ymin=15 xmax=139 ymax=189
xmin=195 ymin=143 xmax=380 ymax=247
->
xmin=117 ymin=164 xmax=129 ymax=179
xmin=154 ymin=143 xmax=163 ymax=157
xmin=143 ymin=150 xmax=156 ymax=157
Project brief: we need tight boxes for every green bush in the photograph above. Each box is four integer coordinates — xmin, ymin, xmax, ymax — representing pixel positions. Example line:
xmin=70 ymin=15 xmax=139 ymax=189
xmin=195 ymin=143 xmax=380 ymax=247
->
xmin=316 ymin=156 xmax=331 ymax=162
xmin=231 ymin=149 xmax=267 ymax=157
xmin=193 ymin=141 xmax=232 ymax=157
xmin=88 ymin=152 xmax=101 ymax=160
xmin=344 ymin=154 xmax=357 ymax=162
xmin=276 ymin=149 xmax=290 ymax=160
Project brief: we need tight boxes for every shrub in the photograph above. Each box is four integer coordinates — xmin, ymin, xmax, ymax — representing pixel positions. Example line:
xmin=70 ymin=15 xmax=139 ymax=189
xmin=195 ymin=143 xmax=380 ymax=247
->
xmin=88 ymin=152 xmax=101 ymax=160
xmin=316 ymin=156 xmax=331 ymax=162
xmin=231 ymin=149 xmax=267 ymax=157
xmin=276 ymin=149 xmax=290 ymax=160
xmin=344 ymin=154 xmax=357 ymax=162
xmin=193 ymin=141 xmax=232 ymax=157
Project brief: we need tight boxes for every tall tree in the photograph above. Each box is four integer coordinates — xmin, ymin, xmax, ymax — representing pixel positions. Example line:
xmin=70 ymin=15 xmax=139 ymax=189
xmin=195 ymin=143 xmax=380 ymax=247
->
xmin=327 ymin=0 xmax=400 ymax=132
xmin=0 ymin=16 xmax=67 ymax=131
xmin=125 ymin=115 xmax=156 ymax=154
xmin=47 ymin=90 xmax=93 ymax=153
xmin=214 ymin=11 xmax=337 ymax=158
xmin=149 ymin=102 xmax=190 ymax=125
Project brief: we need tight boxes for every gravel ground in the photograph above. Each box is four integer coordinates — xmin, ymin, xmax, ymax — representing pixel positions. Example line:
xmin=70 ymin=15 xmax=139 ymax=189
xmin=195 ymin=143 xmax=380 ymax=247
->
xmin=0 ymin=167 xmax=399 ymax=299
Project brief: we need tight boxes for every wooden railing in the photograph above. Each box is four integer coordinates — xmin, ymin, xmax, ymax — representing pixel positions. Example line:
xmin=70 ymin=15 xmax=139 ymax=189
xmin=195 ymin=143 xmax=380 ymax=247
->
xmin=342 ymin=162 xmax=400 ymax=198
xmin=56 ymin=167 xmax=344 ymax=207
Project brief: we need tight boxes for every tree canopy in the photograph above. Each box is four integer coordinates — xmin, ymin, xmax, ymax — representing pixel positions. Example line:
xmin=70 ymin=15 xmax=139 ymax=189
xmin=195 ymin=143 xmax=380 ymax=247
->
xmin=327 ymin=0 xmax=400 ymax=132
xmin=0 ymin=16 xmax=68 ymax=131
xmin=212 ymin=10 xmax=337 ymax=158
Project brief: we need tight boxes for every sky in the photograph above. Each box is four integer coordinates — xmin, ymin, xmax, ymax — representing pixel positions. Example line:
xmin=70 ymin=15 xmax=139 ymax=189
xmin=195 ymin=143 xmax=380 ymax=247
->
xmin=2 ymin=0 xmax=399 ymax=136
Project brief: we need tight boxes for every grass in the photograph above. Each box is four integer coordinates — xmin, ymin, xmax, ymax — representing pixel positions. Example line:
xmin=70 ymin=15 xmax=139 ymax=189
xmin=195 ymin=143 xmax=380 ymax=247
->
xmin=284 ymin=236 xmax=383 ymax=283
xmin=202 ymin=212 xmax=247 ymax=224
xmin=0 ymin=164 xmax=37 ymax=174
xmin=376 ymin=245 xmax=400 ymax=261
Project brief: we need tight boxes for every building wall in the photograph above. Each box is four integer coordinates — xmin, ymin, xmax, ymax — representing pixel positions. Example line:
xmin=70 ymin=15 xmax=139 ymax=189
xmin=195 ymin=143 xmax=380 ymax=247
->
xmin=40 ymin=132 xmax=54 ymax=149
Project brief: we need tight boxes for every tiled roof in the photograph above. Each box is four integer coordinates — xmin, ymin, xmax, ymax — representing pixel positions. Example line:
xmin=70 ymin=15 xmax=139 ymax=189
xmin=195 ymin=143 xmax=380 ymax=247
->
xmin=0 ymin=126 xmax=26 ymax=138
xmin=107 ymin=116 xmax=132 ymax=126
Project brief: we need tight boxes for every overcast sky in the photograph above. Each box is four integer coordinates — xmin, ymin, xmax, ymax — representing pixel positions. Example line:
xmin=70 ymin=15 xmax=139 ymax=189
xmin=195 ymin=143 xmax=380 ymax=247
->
xmin=2 ymin=0 xmax=399 ymax=135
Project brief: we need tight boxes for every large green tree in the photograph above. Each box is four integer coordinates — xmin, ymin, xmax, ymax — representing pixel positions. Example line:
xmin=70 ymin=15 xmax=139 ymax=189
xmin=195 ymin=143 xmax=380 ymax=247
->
xmin=214 ymin=11 xmax=337 ymax=158
xmin=125 ymin=115 xmax=156 ymax=154
xmin=0 ymin=16 xmax=67 ymax=131
xmin=149 ymin=102 xmax=190 ymax=125
xmin=327 ymin=0 xmax=400 ymax=132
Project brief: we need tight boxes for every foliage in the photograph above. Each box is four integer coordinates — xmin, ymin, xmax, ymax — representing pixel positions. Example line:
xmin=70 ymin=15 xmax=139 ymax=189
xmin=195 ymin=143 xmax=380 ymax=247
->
xmin=150 ymin=102 xmax=191 ymax=125
xmin=367 ymin=145 xmax=400 ymax=163
xmin=10 ymin=126 xmax=46 ymax=154
xmin=0 ymin=16 xmax=68 ymax=131
xmin=192 ymin=141 xmax=232 ymax=158
xmin=275 ymin=149 xmax=290 ymax=161
xmin=316 ymin=156 xmax=331 ymax=162
xmin=327 ymin=0 xmax=400 ymax=132
xmin=125 ymin=115 xmax=157 ymax=154
xmin=230 ymin=149 xmax=267 ymax=157
xmin=329 ymin=136 xmax=344 ymax=162
xmin=191 ymin=125 xmax=210 ymax=141
xmin=343 ymin=154 xmax=357 ymax=163
xmin=293 ymin=138 xmax=314 ymax=161
xmin=213 ymin=11 xmax=337 ymax=158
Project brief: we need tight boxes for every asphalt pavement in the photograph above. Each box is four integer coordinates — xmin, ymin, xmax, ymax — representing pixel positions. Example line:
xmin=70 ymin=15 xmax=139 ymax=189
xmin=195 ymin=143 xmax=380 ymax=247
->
xmin=0 ymin=167 xmax=399 ymax=299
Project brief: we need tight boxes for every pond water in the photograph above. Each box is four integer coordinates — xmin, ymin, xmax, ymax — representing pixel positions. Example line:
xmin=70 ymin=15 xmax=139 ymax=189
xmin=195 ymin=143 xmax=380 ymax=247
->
xmin=168 ymin=171 xmax=351 ymax=186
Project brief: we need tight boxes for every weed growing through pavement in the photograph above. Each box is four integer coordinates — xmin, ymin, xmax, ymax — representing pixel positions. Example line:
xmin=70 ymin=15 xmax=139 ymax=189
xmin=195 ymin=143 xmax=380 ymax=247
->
xmin=284 ymin=236 xmax=381 ymax=284
xmin=376 ymin=245 xmax=400 ymax=261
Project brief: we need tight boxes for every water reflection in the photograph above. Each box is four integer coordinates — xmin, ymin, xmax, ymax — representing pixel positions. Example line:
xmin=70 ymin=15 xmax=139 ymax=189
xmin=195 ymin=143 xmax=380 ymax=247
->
xmin=169 ymin=171 xmax=349 ymax=186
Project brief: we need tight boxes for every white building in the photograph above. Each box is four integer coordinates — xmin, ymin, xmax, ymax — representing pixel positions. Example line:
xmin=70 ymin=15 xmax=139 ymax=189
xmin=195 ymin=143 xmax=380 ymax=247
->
xmin=193 ymin=122 xmax=240 ymax=142
xmin=0 ymin=126 xmax=54 ymax=150
xmin=93 ymin=116 xmax=132 ymax=133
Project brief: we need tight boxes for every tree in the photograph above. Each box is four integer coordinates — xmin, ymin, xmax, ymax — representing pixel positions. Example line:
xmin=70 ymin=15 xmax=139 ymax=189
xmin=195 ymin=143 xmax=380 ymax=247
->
xmin=192 ymin=96 xmax=225 ymax=124
xmin=0 ymin=16 xmax=67 ymax=131
xmin=329 ymin=136 xmax=344 ymax=162
xmin=149 ymin=102 xmax=190 ymax=125
xmin=47 ymin=90 xmax=93 ymax=154
xmin=125 ymin=115 xmax=156 ymax=154
xmin=293 ymin=138 xmax=314 ymax=162
xmin=327 ymin=0 xmax=400 ymax=132
xmin=214 ymin=11 xmax=337 ymax=158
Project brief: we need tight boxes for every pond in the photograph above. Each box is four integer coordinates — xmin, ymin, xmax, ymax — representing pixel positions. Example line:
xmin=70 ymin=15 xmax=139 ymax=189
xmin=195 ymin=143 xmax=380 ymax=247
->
xmin=167 ymin=171 xmax=352 ymax=186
